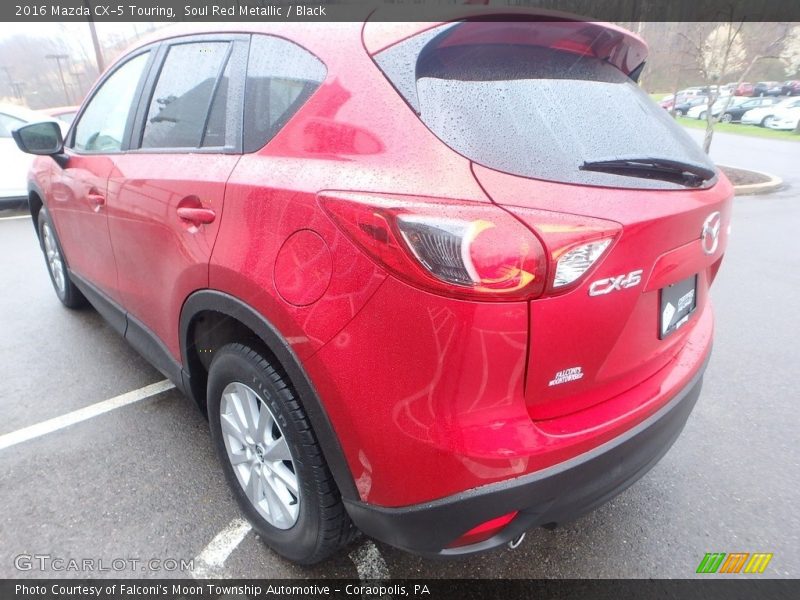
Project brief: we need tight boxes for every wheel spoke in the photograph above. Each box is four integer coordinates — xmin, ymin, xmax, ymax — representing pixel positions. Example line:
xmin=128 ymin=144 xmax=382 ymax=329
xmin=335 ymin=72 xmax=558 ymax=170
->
xmin=246 ymin=464 xmax=262 ymax=505
xmin=220 ymin=413 xmax=247 ymax=444
xmin=224 ymin=391 xmax=250 ymax=435
xmin=263 ymin=471 xmax=293 ymax=524
xmin=240 ymin=387 xmax=260 ymax=434
xmin=270 ymin=462 xmax=299 ymax=497
xmin=229 ymin=450 xmax=250 ymax=466
xmin=255 ymin=404 xmax=273 ymax=444
xmin=263 ymin=437 xmax=291 ymax=462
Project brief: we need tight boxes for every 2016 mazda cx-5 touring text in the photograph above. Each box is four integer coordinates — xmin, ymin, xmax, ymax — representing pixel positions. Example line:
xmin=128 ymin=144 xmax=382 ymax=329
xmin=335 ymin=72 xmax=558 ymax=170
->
xmin=13 ymin=14 xmax=732 ymax=563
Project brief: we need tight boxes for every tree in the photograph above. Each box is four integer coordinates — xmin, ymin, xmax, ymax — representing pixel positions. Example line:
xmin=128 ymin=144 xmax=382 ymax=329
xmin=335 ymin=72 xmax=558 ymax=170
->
xmin=680 ymin=21 xmax=794 ymax=151
xmin=680 ymin=23 xmax=746 ymax=152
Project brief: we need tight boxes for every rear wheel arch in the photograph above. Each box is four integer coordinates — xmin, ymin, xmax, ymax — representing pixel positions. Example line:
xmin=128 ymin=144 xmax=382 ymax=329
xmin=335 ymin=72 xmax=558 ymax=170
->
xmin=179 ymin=289 xmax=359 ymax=502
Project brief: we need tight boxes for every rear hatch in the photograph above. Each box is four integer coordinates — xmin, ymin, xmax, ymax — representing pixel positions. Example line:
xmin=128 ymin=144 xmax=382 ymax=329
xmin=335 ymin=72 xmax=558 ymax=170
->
xmin=368 ymin=16 xmax=733 ymax=420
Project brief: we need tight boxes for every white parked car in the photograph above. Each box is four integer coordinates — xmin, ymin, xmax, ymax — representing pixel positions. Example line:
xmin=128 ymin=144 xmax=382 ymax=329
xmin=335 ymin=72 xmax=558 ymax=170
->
xmin=0 ymin=104 xmax=64 ymax=207
xmin=685 ymin=96 xmax=744 ymax=120
xmin=766 ymin=106 xmax=800 ymax=131
xmin=742 ymin=98 xmax=800 ymax=127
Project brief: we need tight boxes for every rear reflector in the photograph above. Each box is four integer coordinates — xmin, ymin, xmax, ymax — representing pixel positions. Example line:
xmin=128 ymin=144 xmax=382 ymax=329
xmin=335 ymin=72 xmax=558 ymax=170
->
xmin=448 ymin=511 xmax=518 ymax=548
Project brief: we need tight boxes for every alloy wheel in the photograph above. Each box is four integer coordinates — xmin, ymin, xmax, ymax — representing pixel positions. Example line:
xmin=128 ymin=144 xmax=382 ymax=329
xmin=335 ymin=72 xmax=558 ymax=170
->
xmin=42 ymin=223 xmax=66 ymax=296
xmin=219 ymin=381 xmax=300 ymax=529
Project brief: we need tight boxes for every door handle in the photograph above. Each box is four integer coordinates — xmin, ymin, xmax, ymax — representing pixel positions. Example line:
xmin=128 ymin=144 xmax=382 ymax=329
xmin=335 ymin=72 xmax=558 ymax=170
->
xmin=177 ymin=206 xmax=216 ymax=225
xmin=87 ymin=191 xmax=105 ymax=207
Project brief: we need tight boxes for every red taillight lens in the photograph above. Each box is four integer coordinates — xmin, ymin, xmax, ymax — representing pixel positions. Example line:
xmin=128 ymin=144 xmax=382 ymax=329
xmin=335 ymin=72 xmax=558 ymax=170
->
xmin=319 ymin=192 xmax=547 ymax=300
xmin=447 ymin=511 xmax=518 ymax=548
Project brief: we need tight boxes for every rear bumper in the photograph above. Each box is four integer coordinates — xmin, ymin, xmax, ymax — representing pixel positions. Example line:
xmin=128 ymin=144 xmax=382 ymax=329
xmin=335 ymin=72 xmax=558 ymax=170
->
xmin=345 ymin=350 xmax=708 ymax=557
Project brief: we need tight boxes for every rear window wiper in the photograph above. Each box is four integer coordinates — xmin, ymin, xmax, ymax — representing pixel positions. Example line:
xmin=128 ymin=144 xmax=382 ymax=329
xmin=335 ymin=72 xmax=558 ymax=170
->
xmin=579 ymin=157 xmax=716 ymax=188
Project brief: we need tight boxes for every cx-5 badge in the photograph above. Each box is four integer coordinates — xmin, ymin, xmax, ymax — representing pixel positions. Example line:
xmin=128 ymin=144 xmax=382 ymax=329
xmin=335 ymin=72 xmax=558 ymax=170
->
xmin=588 ymin=269 xmax=643 ymax=296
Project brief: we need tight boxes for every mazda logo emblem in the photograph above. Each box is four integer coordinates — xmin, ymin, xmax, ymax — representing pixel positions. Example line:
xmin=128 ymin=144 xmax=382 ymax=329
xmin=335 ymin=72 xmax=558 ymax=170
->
xmin=701 ymin=212 xmax=721 ymax=255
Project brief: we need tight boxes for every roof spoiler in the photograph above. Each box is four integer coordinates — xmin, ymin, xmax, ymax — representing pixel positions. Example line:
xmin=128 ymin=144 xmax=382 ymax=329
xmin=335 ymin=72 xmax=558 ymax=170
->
xmin=363 ymin=8 xmax=648 ymax=80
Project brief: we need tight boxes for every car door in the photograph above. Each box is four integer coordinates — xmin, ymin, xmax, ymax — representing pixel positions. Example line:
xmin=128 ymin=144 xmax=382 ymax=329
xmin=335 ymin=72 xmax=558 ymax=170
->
xmin=49 ymin=50 xmax=154 ymax=306
xmin=105 ymin=35 xmax=247 ymax=361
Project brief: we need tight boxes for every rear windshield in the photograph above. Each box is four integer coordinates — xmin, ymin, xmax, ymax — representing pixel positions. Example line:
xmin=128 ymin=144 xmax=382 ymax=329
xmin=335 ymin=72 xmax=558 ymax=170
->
xmin=375 ymin=24 xmax=716 ymax=190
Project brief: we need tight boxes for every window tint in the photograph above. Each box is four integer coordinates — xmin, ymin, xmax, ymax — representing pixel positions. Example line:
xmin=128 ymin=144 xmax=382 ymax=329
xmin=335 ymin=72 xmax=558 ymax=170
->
xmin=141 ymin=42 xmax=231 ymax=149
xmin=0 ymin=113 xmax=25 ymax=138
xmin=73 ymin=53 xmax=149 ymax=153
xmin=243 ymin=35 xmax=326 ymax=153
xmin=376 ymin=25 xmax=716 ymax=190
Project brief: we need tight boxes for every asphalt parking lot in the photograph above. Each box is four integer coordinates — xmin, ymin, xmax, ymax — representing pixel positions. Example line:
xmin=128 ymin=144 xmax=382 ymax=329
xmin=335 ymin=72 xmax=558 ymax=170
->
xmin=1 ymin=130 xmax=798 ymax=579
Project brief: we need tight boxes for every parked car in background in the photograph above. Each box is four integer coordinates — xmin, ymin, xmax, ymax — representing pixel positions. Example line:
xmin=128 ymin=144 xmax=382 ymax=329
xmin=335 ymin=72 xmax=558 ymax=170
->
xmin=742 ymin=97 xmax=800 ymax=127
xmin=0 ymin=104 xmax=58 ymax=207
xmin=11 ymin=17 xmax=732 ymax=563
xmin=686 ymin=97 xmax=747 ymax=120
xmin=659 ymin=94 xmax=676 ymax=110
xmin=733 ymin=82 xmax=754 ymax=96
xmin=781 ymin=80 xmax=800 ymax=96
xmin=766 ymin=106 xmax=800 ymax=130
xmin=718 ymin=97 xmax=779 ymax=123
xmin=44 ymin=106 xmax=79 ymax=126
xmin=753 ymin=82 xmax=781 ymax=97
xmin=672 ymin=96 xmax=708 ymax=116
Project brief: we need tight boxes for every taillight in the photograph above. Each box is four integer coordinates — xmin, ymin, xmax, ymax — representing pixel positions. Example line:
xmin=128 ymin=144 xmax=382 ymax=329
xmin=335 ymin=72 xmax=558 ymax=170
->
xmin=319 ymin=192 xmax=547 ymax=300
xmin=510 ymin=207 xmax=622 ymax=295
xmin=319 ymin=192 xmax=621 ymax=300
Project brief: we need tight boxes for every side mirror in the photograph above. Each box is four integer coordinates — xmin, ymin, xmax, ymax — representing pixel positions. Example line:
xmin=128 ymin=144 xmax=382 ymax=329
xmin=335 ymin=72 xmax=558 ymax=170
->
xmin=11 ymin=121 xmax=64 ymax=155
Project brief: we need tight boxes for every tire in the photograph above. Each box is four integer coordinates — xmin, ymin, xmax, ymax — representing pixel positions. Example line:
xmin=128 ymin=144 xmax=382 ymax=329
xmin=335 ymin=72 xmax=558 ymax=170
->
xmin=698 ymin=111 xmax=707 ymax=120
xmin=720 ymin=113 xmax=733 ymax=123
xmin=762 ymin=116 xmax=774 ymax=128
xmin=675 ymin=109 xmax=684 ymax=117
xmin=207 ymin=343 xmax=356 ymax=564
xmin=37 ymin=208 xmax=87 ymax=309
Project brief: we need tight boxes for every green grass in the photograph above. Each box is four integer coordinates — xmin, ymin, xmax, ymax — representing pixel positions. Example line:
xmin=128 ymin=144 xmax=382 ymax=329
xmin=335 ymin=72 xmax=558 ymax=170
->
xmin=675 ymin=116 xmax=800 ymax=142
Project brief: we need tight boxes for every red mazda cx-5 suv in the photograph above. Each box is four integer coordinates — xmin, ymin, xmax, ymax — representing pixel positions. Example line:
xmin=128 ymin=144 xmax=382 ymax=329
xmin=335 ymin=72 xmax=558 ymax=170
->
xmin=13 ymin=15 xmax=732 ymax=563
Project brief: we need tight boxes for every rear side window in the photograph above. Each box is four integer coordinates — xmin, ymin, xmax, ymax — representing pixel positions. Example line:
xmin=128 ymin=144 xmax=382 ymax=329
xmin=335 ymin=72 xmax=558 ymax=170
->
xmin=141 ymin=42 xmax=232 ymax=149
xmin=243 ymin=35 xmax=326 ymax=153
xmin=375 ymin=22 xmax=716 ymax=190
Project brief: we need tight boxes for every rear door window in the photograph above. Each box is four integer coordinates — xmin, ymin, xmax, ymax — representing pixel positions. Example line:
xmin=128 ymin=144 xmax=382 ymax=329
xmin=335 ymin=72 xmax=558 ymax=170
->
xmin=141 ymin=42 xmax=233 ymax=149
xmin=375 ymin=22 xmax=716 ymax=190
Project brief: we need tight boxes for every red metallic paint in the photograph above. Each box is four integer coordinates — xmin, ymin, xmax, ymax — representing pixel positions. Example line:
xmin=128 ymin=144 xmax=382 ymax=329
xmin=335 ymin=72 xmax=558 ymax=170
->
xmin=27 ymin=17 xmax=731 ymax=518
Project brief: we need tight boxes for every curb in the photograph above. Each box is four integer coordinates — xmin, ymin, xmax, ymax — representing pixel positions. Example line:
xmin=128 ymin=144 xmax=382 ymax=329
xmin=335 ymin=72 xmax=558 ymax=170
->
xmin=718 ymin=165 xmax=784 ymax=196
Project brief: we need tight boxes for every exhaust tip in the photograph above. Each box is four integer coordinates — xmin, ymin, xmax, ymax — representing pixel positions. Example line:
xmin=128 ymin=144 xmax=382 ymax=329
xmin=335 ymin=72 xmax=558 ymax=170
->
xmin=508 ymin=533 xmax=526 ymax=550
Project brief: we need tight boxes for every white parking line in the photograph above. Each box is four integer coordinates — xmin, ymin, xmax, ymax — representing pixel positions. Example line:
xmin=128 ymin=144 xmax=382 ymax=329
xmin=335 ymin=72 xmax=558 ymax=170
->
xmin=0 ymin=214 xmax=30 ymax=221
xmin=349 ymin=540 xmax=391 ymax=580
xmin=192 ymin=518 xmax=252 ymax=579
xmin=0 ymin=380 xmax=174 ymax=451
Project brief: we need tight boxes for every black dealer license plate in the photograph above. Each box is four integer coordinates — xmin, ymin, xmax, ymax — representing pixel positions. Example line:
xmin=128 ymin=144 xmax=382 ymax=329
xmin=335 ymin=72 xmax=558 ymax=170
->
xmin=659 ymin=275 xmax=697 ymax=339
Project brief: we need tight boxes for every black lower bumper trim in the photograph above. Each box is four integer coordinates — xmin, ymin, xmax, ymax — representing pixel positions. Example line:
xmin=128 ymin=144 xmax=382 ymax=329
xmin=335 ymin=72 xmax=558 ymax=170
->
xmin=345 ymin=351 xmax=709 ymax=556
